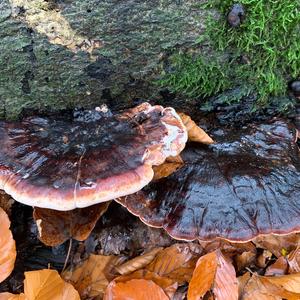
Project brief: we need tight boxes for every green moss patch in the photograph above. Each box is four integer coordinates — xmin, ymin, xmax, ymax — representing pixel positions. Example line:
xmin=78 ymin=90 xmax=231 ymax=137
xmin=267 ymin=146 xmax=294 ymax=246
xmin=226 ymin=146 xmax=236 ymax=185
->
xmin=160 ymin=0 xmax=300 ymax=111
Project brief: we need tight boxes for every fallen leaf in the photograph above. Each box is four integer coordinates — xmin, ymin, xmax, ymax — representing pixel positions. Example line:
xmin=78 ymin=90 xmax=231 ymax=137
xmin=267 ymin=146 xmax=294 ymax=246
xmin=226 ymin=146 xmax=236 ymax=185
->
xmin=62 ymin=254 xmax=122 ymax=299
xmin=235 ymin=250 xmax=257 ymax=271
xmin=165 ymin=155 xmax=184 ymax=164
xmin=265 ymin=256 xmax=288 ymax=276
xmin=187 ymin=249 xmax=238 ymax=300
xmin=0 ymin=293 xmax=25 ymax=300
xmin=241 ymin=274 xmax=300 ymax=300
xmin=33 ymin=202 xmax=110 ymax=246
xmin=242 ymin=275 xmax=282 ymax=300
xmin=146 ymin=243 xmax=202 ymax=284
xmin=24 ymin=269 xmax=80 ymax=300
xmin=238 ymin=272 xmax=251 ymax=297
xmin=179 ymin=113 xmax=214 ymax=144
xmin=287 ymin=246 xmax=300 ymax=273
xmin=0 ymin=207 xmax=16 ymax=283
xmin=115 ymin=247 xmax=163 ymax=275
xmin=253 ymin=234 xmax=300 ymax=258
xmin=114 ymin=269 xmax=177 ymax=299
xmin=153 ymin=161 xmax=184 ymax=181
xmin=256 ymin=250 xmax=272 ymax=268
xmin=265 ymin=273 xmax=300 ymax=293
xmin=104 ymin=279 xmax=169 ymax=300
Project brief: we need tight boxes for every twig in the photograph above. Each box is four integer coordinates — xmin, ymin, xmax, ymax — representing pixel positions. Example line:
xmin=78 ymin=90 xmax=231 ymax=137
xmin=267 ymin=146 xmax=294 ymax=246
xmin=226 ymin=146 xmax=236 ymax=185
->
xmin=62 ymin=238 xmax=72 ymax=273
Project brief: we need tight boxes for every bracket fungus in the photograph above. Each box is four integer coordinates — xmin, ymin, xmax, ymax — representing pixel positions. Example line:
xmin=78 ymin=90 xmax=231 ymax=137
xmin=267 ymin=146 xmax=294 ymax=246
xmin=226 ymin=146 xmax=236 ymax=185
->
xmin=0 ymin=103 xmax=187 ymax=210
xmin=117 ymin=119 xmax=300 ymax=242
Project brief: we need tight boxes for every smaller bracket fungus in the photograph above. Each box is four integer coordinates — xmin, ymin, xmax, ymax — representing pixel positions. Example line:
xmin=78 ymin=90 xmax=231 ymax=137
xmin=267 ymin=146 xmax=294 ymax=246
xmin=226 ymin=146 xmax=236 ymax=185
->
xmin=0 ymin=103 xmax=187 ymax=210
xmin=117 ymin=119 xmax=300 ymax=242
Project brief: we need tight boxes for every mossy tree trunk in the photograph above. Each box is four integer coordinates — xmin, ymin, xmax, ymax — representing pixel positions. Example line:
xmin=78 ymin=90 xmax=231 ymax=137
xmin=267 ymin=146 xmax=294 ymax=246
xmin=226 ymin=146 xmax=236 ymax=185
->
xmin=0 ymin=0 xmax=206 ymax=119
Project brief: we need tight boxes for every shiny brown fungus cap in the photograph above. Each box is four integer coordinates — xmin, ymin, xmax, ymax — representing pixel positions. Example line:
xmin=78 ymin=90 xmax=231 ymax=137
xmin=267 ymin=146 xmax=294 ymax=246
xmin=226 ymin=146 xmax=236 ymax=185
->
xmin=0 ymin=103 xmax=187 ymax=210
xmin=117 ymin=119 xmax=300 ymax=242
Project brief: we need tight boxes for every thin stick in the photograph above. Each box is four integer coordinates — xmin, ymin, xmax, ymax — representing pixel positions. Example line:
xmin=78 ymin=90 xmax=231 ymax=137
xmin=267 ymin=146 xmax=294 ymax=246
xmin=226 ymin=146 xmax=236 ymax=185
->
xmin=62 ymin=238 xmax=72 ymax=273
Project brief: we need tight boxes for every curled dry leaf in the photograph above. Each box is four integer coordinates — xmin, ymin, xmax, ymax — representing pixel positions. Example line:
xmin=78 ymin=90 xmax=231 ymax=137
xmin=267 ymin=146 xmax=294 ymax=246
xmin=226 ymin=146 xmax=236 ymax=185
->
xmin=256 ymin=250 xmax=273 ymax=268
xmin=187 ymin=250 xmax=238 ymax=300
xmin=33 ymin=202 xmax=110 ymax=246
xmin=0 ymin=207 xmax=16 ymax=283
xmin=179 ymin=113 xmax=214 ymax=144
xmin=253 ymin=234 xmax=300 ymax=258
xmin=62 ymin=254 xmax=122 ymax=299
xmin=0 ymin=191 xmax=14 ymax=216
xmin=104 ymin=279 xmax=169 ymax=300
xmin=115 ymin=247 xmax=163 ymax=275
xmin=287 ymin=246 xmax=300 ymax=273
xmin=235 ymin=250 xmax=257 ymax=272
xmin=241 ymin=273 xmax=300 ymax=300
xmin=146 ymin=243 xmax=202 ymax=284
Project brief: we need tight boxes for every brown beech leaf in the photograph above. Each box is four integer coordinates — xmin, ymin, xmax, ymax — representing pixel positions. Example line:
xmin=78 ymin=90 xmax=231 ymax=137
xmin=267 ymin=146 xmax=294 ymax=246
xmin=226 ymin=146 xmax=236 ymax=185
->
xmin=256 ymin=250 xmax=273 ymax=268
xmin=23 ymin=269 xmax=80 ymax=300
xmin=287 ymin=246 xmax=300 ymax=273
xmin=0 ymin=207 xmax=16 ymax=283
xmin=115 ymin=247 xmax=163 ymax=275
xmin=153 ymin=161 xmax=184 ymax=181
xmin=235 ymin=250 xmax=257 ymax=272
xmin=62 ymin=254 xmax=122 ymax=299
xmin=241 ymin=274 xmax=300 ymax=300
xmin=33 ymin=202 xmax=110 ymax=246
xmin=265 ymin=256 xmax=288 ymax=276
xmin=0 ymin=293 xmax=26 ymax=300
xmin=146 ymin=243 xmax=202 ymax=284
xmin=0 ymin=191 xmax=15 ymax=216
xmin=238 ymin=272 xmax=251 ymax=297
xmin=253 ymin=234 xmax=300 ymax=257
xmin=104 ymin=279 xmax=169 ymax=300
xmin=200 ymin=240 xmax=256 ymax=258
xmin=265 ymin=273 xmax=300 ymax=293
xmin=179 ymin=113 xmax=214 ymax=144
xmin=188 ymin=249 xmax=238 ymax=300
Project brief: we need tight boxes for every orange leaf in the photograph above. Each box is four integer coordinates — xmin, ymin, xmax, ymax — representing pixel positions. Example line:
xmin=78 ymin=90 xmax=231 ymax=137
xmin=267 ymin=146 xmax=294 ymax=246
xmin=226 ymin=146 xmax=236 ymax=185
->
xmin=188 ymin=250 xmax=238 ymax=300
xmin=153 ymin=162 xmax=183 ymax=180
xmin=146 ymin=243 xmax=202 ymax=284
xmin=24 ymin=269 xmax=80 ymax=300
xmin=0 ymin=293 xmax=25 ymax=300
xmin=179 ymin=113 xmax=214 ymax=144
xmin=104 ymin=279 xmax=169 ymax=300
xmin=62 ymin=254 xmax=122 ymax=299
xmin=0 ymin=207 xmax=16 ymax=283
xmin=241 ymin=274 xmax=300 ymax=300
xmin=114 ymin=269 xmax=177 ymax=299
xmin=116 ymin=247 xmax=163 ymax=275
xmin=33 ymin=202 xmax=110 ymax=246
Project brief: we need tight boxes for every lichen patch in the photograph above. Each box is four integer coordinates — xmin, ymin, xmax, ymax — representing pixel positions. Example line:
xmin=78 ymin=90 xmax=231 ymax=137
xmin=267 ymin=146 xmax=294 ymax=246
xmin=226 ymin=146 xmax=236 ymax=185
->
xmin=9 ymin=0 xmax=102 ymax=54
